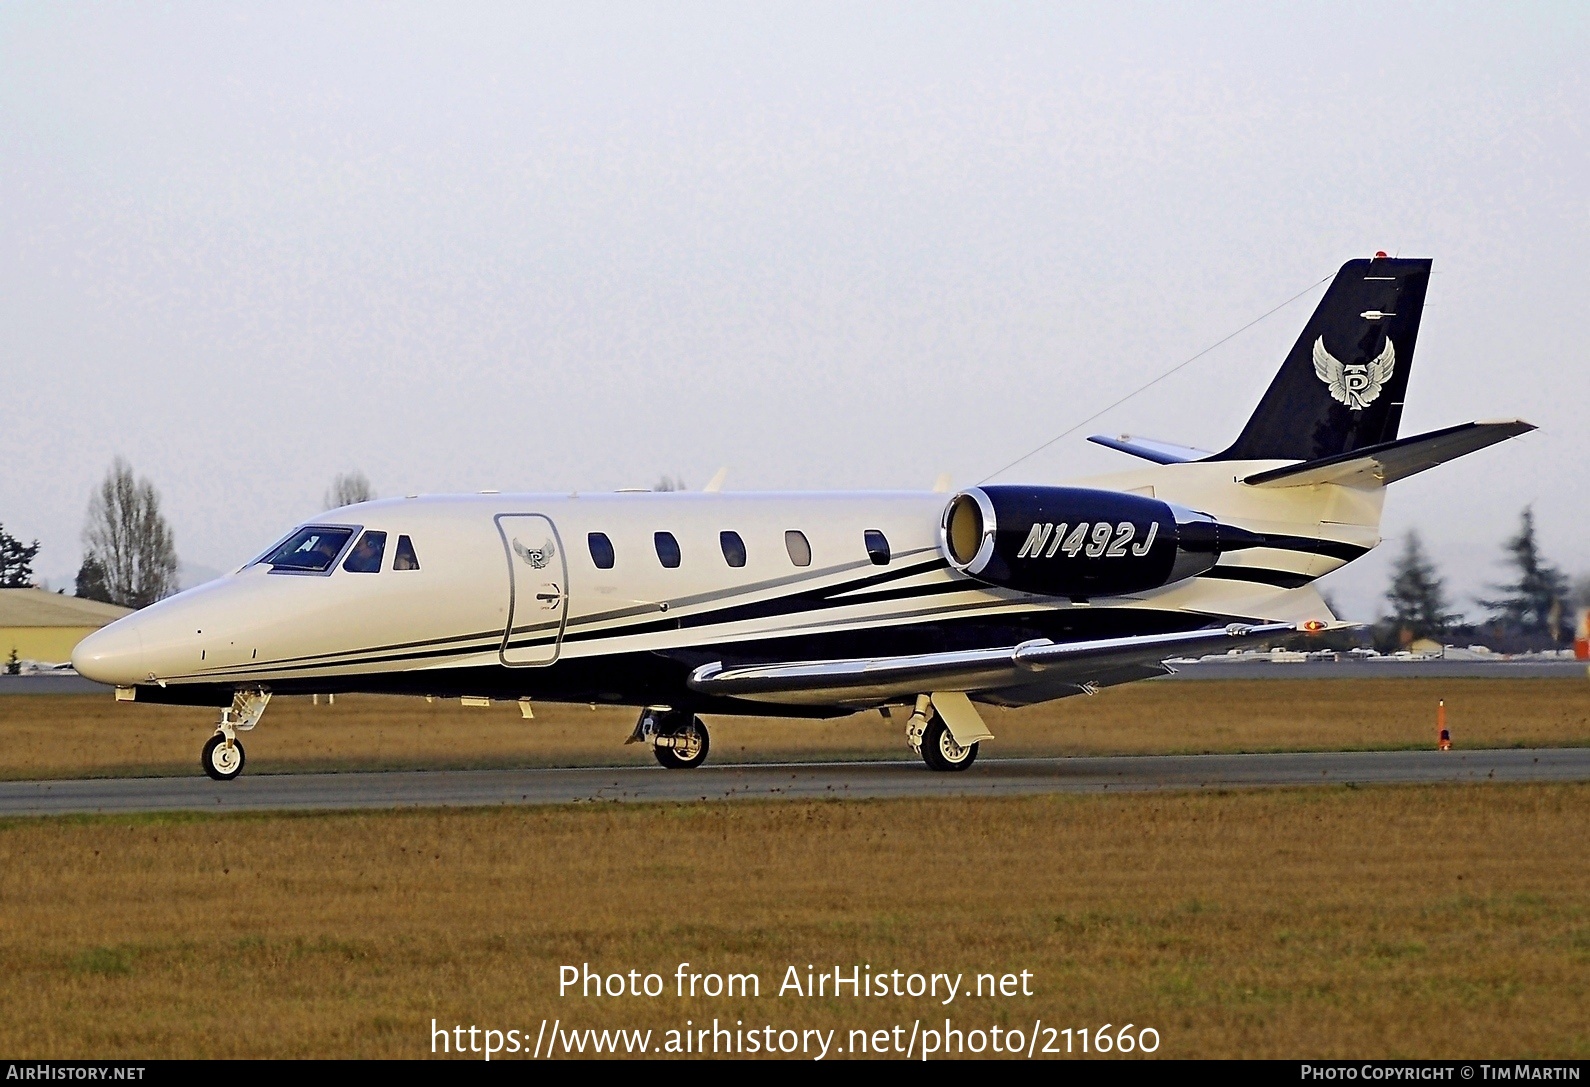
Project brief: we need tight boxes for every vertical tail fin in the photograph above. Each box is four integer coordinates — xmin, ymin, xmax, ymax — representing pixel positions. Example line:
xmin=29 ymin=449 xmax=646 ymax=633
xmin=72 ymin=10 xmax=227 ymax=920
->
xmin=1211 ymin=255 xmax=1432 ymax=462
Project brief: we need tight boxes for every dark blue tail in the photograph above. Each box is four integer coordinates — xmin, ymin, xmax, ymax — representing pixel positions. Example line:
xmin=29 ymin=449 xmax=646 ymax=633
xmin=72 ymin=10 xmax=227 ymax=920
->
xmin=1211 ymin=256 xmax=1432 ymax=462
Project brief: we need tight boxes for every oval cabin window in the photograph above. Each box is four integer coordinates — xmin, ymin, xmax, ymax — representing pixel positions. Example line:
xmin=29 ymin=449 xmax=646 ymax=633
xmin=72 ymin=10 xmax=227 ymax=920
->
xmin=863 ymin=529 xmax=890 ymax=566
xmin=784 ymin=530 xmax=812 ymax=568
xmin=654 ymin=531 xmax=682 ymax=569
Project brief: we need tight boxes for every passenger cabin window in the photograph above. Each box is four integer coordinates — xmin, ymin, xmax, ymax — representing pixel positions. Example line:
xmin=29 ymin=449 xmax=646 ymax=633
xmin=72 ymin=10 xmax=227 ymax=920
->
xmin=263 ymin=526 xmax=355 ymax=573
xmin=654 ymin=531 xmax=682 ymax=569
xmin=784 ymin=530 xmax=812 ymax=567
xmin=342 ymin=530 xmax=387 ymax=573
xmin=588 ymin=532 xmax=616 ymax=570
xmin=719 ymin=531 xmax=747 ymax=568
xmin=864 ymin=529 xmax=891 ymax=566
xmin=393 ymin=535 xmax=421 ymax=571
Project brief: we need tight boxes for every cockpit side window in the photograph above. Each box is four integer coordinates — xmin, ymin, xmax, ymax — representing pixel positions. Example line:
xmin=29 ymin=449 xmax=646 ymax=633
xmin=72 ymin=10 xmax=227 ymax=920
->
xmin=342 ymin=530 xmax=387 ymax=573
xmin=262 ymin=526 xmax=356 ymax=574
xmin=393 ymin=535 xmax=421 ymax=571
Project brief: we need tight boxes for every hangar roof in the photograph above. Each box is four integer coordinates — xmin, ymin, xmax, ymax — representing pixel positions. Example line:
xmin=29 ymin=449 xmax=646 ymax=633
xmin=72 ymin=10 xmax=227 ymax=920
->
xmin=0 ymin=588 xmax=132 ymax=628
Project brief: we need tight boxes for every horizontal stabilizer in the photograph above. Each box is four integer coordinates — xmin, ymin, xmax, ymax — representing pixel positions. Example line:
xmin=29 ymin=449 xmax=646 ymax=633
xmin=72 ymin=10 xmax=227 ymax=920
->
xmin=1087 ymin=434 xmax=1214 ymax=464
xmin=688 ymin=622 xmax=1303 ymax=705
xmin=1241 ymin=420 xmax=1535 ymax=488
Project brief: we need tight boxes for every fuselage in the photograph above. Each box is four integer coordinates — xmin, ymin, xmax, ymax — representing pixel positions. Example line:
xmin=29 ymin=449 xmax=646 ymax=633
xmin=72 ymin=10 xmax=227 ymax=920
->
xmin=72 ymin=467 xmax=1361 ymax=715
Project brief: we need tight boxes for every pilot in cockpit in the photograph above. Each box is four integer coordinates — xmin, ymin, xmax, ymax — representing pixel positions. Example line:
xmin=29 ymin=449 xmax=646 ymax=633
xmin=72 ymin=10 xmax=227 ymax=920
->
xmin=312 ymin=534 xmax=348 ymax=567
xmin=342 ymin=530 xmax=386 ymax=573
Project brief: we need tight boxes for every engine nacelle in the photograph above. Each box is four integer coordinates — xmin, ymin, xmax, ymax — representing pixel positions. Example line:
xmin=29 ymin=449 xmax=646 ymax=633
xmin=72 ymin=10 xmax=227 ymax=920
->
xmin=940 ymin=485 xmax=1263 ymax=599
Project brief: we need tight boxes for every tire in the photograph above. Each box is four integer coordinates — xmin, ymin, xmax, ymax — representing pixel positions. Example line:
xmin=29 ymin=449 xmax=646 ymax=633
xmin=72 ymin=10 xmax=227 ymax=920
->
xmin=919 ymin=718 xmax=977 ymax=772
xmin=653 ymin=715 xmax=710 ymax=770
xmin=202 ymin=733 xmax=246 ymax=781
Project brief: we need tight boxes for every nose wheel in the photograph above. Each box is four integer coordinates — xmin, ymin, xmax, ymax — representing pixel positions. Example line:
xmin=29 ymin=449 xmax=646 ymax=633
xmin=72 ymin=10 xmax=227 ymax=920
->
xmin=201 ymin=688 xmax=271 ymax=781
xmin=202 ymin=732 xmax=246 ymax=781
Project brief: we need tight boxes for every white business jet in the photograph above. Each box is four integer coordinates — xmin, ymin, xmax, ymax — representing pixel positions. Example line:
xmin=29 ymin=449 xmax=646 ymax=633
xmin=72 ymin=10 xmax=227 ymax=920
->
xmin=74 ymin=256 xmax=1531 ymax=780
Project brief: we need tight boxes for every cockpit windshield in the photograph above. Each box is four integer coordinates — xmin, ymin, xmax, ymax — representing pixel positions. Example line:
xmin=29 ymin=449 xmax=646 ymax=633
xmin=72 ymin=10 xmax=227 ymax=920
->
xmin=261 ymin=526 xmax=356 ymax=573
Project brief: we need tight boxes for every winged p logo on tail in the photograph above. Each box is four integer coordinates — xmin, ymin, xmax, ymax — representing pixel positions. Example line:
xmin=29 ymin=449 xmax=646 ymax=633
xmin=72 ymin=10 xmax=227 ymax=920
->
xmin=1312 ymin=336 xmax=1395 ymax=411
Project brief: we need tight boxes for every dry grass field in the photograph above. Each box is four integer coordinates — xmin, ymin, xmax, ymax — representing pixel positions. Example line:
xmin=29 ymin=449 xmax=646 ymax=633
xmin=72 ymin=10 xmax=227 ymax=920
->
xmin=0 ymin=677 xmax=1586 ymax=780
xmin=0 ymin=784 xmax=1585 ymax=1058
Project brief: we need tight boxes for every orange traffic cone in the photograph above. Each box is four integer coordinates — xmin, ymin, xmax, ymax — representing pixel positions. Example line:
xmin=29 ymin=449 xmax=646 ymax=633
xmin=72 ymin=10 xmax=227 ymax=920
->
xmin=1437 ymin=699 xmax=1451 ymax=751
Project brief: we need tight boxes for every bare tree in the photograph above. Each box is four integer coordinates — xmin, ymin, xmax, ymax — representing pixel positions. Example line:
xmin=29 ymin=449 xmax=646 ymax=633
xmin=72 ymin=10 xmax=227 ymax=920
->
xmin=82 ymin=457 xmax=179 ymax=609
xmin=653 ymin=475 xmax=687 ymax=492
xmin=324 ymin=471 xmax=376 ymax=510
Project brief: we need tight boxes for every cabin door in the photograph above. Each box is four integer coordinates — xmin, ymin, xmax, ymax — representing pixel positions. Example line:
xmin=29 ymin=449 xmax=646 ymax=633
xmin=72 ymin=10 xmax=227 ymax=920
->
xmin=496 ymin=513 xmax=569 ymax=666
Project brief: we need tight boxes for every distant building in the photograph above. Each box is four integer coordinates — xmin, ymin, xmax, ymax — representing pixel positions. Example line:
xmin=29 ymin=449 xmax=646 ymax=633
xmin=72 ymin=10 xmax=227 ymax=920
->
xmin=0 ymin=589 xmax=132 ymax=666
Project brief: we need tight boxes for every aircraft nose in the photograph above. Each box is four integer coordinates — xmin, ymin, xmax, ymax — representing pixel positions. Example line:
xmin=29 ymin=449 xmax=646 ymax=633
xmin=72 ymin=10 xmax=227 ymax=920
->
xmin=72 ymin=619 xmax=147 ymax=686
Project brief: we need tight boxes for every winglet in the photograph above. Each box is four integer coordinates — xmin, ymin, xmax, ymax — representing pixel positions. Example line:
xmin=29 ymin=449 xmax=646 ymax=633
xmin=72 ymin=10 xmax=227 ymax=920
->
xmin=703 ymin=467 xmax=728 ymax=493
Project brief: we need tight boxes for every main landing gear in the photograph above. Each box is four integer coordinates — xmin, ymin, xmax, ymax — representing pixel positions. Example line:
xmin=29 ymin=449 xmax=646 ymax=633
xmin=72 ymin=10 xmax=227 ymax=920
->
xmin=203 ymin=688 xmax=271 ymax=781
xmin=627 ymin=707 xmax=711 ymax=769
xmin=903 ymin=694 xmax=979 ymax=772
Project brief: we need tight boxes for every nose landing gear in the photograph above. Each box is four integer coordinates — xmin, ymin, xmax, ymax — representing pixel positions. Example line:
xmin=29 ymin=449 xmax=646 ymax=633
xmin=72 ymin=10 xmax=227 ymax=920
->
xmin=626 ymin=707 xmax=711 ymax=769
xmin=202 ymin=689 xmax=271 ymax=781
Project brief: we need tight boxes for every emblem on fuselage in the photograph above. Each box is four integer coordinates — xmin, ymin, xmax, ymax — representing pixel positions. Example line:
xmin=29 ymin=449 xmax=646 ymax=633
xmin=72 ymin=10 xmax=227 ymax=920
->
xmin=513 ymin=538 xmax=556 ymax=570
xmin=1312 ymin=335 xmax=1395 ymax=411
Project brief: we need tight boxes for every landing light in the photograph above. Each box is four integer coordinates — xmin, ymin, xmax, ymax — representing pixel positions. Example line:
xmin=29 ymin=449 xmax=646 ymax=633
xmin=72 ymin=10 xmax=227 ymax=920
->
xmin=1301 ymin=620 xmax=1327 ymax=632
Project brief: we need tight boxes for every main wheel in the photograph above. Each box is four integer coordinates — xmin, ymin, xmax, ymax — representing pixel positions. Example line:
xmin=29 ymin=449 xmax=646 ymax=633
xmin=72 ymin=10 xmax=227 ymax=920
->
xmin=202 ymin=732 xmax=246 ymax=781
xmin=653 ymin=715 xmax=710 ymax=770
xmin=919 ymin=718 xmax=977 ymax=772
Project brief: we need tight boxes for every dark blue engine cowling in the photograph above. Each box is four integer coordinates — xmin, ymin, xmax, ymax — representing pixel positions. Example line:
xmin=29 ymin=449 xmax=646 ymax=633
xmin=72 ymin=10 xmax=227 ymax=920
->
xmin=940 ymin=485 xmax=1262 ymax=599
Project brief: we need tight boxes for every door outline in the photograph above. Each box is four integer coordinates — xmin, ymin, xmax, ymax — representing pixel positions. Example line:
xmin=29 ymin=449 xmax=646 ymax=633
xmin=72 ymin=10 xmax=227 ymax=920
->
xmin=495 ymin=513 xmax=569 ymax=667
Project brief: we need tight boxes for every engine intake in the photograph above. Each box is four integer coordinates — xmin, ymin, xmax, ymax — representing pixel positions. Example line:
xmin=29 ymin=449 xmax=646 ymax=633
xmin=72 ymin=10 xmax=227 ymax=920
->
xmin=941 ymin=485 xmax=1264 ymax=599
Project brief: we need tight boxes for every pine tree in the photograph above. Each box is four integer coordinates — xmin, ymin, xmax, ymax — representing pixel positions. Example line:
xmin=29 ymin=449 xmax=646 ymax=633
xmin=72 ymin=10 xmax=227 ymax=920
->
xmin=1384 ymin=531 xmax=1458 ymax=641
xmin=75 ymin=557 xmax=113 ymax=604
xmin=1476 ymin=507 xmax=1570 ymax=641
xmin=0 ymin=523 xmax=42 ymax=588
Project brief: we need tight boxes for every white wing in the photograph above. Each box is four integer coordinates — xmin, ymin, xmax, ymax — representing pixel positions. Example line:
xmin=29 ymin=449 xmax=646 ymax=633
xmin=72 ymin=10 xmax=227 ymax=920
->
xmin=1312 ymin=337 xmax=1349 ymax=406
xmin=1364 ymin=337 xmax=1396 ymax=400
xmin=688 ymin=623 xmax=1305 ymax=706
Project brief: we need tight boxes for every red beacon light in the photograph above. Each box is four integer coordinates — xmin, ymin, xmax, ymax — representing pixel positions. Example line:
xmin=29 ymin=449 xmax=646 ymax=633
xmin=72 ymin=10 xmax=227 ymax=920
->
xmin=1373 ymin=250 xmax=1388 ymax=259
xmin=1301 ymin=620 xmax=1327 ymax=633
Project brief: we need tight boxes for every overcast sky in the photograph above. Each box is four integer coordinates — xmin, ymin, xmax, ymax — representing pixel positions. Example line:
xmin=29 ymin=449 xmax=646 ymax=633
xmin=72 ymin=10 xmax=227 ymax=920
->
xmin=1 ymin=3 xmax=1585 ymax=620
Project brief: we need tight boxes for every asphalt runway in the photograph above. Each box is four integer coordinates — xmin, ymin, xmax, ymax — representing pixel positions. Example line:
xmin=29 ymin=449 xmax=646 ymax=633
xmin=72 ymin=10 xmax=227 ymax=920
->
xmin=2 ymin=747 xmax=1587 ymax=817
